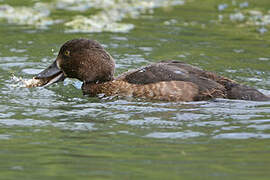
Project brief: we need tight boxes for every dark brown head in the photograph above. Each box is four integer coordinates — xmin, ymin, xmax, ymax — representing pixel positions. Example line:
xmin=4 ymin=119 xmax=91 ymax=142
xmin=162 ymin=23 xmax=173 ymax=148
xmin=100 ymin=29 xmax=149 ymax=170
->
xmin=35 ymin=39 xmax=115 ymax=86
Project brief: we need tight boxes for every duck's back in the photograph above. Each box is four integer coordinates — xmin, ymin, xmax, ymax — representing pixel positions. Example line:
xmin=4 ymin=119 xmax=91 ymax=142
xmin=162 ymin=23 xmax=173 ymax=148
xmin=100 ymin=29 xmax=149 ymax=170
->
xmin=115 ymin=60 xmax=269 ymax=101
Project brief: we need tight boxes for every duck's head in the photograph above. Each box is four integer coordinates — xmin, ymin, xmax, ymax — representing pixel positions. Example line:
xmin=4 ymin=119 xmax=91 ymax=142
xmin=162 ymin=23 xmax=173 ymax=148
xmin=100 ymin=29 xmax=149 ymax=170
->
xmin=35 ymin=39 xmax=115 ymax=87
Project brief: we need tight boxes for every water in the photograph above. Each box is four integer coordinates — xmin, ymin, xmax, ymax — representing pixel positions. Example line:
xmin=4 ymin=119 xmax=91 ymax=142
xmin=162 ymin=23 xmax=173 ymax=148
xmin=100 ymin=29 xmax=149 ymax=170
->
xmin=1 ymin=0 xmax=270 ymax=179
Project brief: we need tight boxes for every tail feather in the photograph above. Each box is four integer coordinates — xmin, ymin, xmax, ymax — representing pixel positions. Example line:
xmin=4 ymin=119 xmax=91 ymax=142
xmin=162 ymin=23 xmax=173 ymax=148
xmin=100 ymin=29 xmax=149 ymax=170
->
xmin=226 ymin=83 xmax=270 ymax=101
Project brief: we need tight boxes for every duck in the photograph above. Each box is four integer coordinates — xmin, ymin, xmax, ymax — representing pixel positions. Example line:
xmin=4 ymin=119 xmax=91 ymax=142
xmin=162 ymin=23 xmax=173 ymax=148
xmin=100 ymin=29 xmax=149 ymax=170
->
xmin=33 ymin=38 xmax=270 ymax=101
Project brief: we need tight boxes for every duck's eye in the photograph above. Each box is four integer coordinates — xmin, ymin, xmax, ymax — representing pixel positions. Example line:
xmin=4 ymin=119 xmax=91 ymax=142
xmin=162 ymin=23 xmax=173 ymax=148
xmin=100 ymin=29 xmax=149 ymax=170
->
xmin=64 ymin=50 xmax=70 ymax=57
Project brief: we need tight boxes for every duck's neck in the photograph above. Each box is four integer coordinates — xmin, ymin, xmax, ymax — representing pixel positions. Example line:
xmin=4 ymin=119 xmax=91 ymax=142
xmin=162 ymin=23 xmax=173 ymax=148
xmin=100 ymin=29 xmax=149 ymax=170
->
xmin=81 ymin=78 xmax=115 ymax=97
xmin=84 ymin=77 xmax=115 ymax=85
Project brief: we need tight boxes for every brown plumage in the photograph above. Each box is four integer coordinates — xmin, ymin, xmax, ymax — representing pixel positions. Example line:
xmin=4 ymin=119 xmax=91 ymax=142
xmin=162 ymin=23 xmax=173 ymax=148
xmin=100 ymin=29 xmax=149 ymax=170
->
xmin=82 ymin=80 xmax=199 ymax=101
xmin=34 ymin=38 xmax=270 ymax=102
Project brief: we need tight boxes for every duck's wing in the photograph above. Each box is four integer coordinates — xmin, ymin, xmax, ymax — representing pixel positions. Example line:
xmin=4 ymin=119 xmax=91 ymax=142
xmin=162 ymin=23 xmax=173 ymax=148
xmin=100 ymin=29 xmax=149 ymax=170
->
xmin=117 ymin=60 xmax=227 ymax=100
xmin=117 ymin=60 xmax=270 ymax=101
xmin=119 ymin=60 xmax=228 ymax=84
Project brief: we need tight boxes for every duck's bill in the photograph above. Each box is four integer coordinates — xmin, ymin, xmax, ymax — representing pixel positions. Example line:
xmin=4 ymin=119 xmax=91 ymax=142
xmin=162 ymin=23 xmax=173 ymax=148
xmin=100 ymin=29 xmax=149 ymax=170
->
xmin=33 ymin=60 xmax=65 ymax=87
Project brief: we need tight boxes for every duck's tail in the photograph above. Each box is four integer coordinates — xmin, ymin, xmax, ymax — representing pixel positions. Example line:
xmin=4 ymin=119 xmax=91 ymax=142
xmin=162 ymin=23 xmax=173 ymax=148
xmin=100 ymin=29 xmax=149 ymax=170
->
xmin=225 ymin=82 xmax=270 ymax=101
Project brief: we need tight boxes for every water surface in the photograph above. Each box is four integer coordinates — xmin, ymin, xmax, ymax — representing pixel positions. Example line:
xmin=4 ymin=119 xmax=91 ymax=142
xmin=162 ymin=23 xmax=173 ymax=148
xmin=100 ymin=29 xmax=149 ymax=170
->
xmin=0 ymin=0 xmax=270 ymax=179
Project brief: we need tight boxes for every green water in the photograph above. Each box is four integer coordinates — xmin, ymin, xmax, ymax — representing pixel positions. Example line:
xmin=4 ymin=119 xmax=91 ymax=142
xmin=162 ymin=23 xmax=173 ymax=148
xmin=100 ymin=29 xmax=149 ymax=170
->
xmin=1 ymin=0 xmax=270 ymax=179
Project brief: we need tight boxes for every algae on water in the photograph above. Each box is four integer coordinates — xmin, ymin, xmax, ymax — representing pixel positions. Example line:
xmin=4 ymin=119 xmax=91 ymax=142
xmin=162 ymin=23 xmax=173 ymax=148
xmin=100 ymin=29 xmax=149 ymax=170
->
xmin=0 ymin=0 xmax=185 ymax=32
xmin=1 ymin=0 xmax=270 ymax=34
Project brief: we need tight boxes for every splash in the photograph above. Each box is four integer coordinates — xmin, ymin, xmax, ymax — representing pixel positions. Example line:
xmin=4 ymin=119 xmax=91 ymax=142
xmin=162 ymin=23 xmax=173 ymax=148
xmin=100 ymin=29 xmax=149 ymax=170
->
xmin=11 ymin=75 xmax=44 ymax=88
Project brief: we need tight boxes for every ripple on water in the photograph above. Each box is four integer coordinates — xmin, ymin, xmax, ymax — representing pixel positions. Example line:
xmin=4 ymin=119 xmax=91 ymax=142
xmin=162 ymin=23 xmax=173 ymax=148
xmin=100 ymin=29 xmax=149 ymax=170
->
xmin=21 ymin=68 xmax=43 ymax=75
xmin=0 ymin=134 xmax=12 ymax=140
xmin=213 ymin=132 xmax=270 ymax=139
xmin=247 ymin=123 xmax=270 ymax=131
xmin=176 ymin=113 xmax=211 ymax=121
xmin=145 ymin=131 xmax=205 ymax=139
xmin=0 ymin=56 xmax=28 ymax=62
xmin=121 ymin=117 xmax=179 ymax=127
xmin=0 ymin=119 xmax=96 ymax=131
xmin=116 ymin=54 xmax=149 ymax=69
xmin=9 ymin=48 xmax=27 ymax=53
